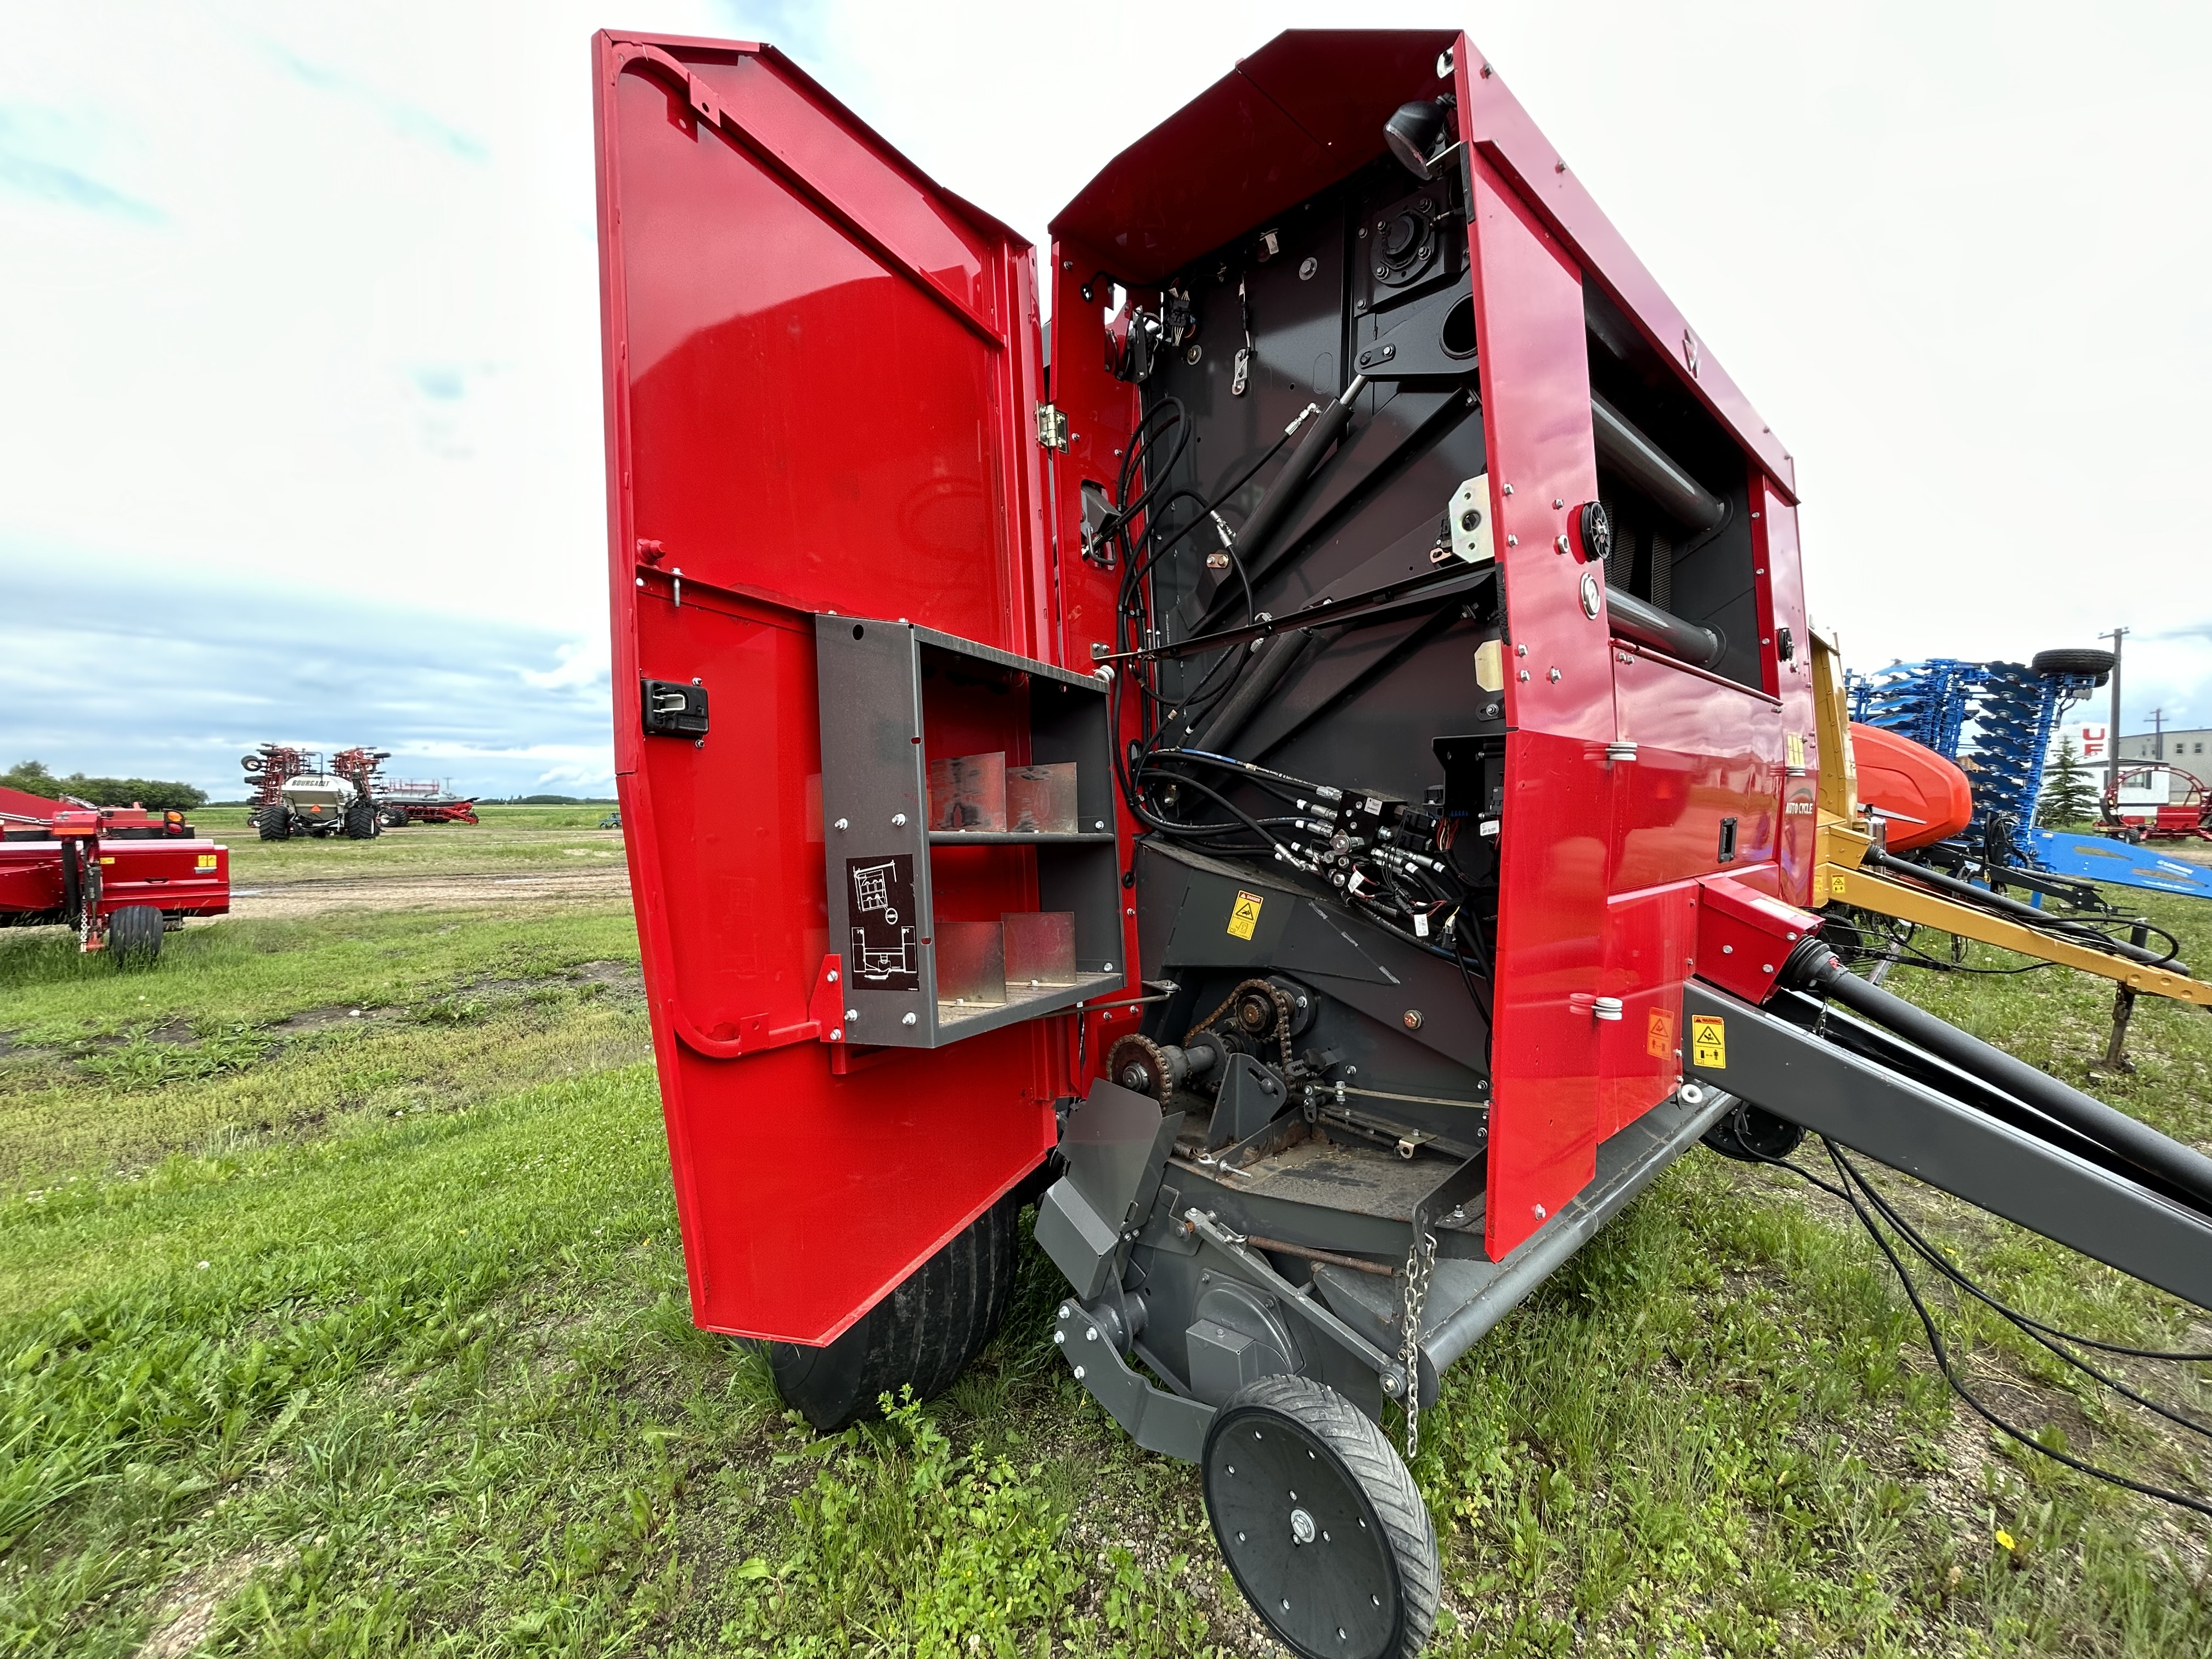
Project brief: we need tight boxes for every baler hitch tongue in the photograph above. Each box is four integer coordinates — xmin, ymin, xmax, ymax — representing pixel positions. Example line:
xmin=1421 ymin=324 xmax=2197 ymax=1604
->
xmin=1689 ymin=945 xmax=2212 ymax=1318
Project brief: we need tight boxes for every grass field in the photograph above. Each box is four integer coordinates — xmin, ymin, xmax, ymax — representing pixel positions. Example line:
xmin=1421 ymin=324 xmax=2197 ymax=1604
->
xmin=202 ymin=805 xmax=628 ymax=885
xmin=3 ymin=834 xmax=2210 ymax=1655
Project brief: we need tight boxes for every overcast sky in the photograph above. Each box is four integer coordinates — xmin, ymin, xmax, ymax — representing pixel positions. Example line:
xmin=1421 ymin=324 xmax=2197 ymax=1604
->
xmin=3 ymin=0 xmax=2208 ymax=799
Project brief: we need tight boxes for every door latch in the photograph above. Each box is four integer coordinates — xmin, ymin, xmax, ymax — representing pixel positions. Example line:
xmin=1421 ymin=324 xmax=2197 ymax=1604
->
xmin=641 ymin=678 xmax=709 ymax=738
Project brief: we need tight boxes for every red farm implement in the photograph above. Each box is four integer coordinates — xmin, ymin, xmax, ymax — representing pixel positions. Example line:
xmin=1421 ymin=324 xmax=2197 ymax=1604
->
xmin=595 ymin=30 xmax=2212 ymax=1650
xmin=373 ymin=778 xmax=481 ymax=826
xmin=0 ymin=785 xmax=229 ymax=964
xmin=2104 ymin=763 xmax=2212 ymax=844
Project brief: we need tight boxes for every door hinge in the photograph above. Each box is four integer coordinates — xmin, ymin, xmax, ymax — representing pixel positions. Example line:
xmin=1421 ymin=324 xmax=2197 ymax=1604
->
xmin=1035 ymin=403 xmax=1069 ymax=452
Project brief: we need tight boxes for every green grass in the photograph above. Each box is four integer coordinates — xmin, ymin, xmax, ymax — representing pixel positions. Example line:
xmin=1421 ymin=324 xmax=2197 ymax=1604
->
xmin=1 ymin=884 xmax=2209 ymax=1653
xmin=205 ymin=804 xmax=628 ymax=885
xmin=0 ymin=906 xmax=645 ymax=1198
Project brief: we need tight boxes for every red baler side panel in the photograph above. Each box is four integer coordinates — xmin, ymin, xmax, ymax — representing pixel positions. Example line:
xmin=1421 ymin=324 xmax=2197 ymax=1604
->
xmin=595 ymin=33 xmax=1058 ymax=1346
xmin=1464 ymin=150 xmax=1612 ymax=1260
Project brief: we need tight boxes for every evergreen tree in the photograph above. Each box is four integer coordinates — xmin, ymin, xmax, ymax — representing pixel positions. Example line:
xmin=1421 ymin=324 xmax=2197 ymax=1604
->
xmin=2036 ymin=735 xmax=2097 ymax=827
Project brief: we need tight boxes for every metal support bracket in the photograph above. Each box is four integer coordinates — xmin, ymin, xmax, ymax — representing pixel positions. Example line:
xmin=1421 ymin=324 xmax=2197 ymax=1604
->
xmin=1053 ymin=1299 xmax=1212 ymax=1462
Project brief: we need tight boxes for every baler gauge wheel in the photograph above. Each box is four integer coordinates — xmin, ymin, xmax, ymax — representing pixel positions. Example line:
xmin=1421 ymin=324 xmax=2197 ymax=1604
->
xmin=1203 ymin=1373 xmax=1439 ymax=1659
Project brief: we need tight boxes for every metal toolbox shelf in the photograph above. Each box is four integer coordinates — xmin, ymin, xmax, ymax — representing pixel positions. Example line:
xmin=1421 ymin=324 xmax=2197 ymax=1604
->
xmin=815 ymin=614 xmax=1121 ymax=1048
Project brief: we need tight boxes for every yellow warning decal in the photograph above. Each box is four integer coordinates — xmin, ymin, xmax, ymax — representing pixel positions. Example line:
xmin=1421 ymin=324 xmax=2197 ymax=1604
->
xmin=1691 ymin=1014 xmax=1726 ymax=1069
xmin=1829 ymin=872 xmax=1848 ymax=895
xmin=1227 ymin=889 xmax=1265 ymax=940
xmin=1645 ymin=1007 xmax=1675 ymax=1060
xmin=196 ymin=854 xmax=218 ymax=870
xmin=1785 ymin=731 xmax=1807 ymax=769
xmin=99 ymin=856 xmax=115 ymax=866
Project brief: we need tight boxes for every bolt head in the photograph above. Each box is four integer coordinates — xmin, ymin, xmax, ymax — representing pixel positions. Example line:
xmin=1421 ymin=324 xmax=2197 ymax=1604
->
xmin=1290 ymin=1508 xmax=1317 ymax=1545
xmin=1073 ymin=1365 xmax=1085 ymax=1380
xmin=901 ymin=1012 xmax=917 ymax=1026
xmin=1054 ymin=1330 xmax=1065 ymax=1345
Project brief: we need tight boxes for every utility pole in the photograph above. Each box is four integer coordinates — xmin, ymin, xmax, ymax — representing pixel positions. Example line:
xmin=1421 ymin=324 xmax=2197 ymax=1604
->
xmin=2103 ymin=627 xmax=2128 ymax=803
xmin=2151 ymin=707 xmax=2166 ymax=760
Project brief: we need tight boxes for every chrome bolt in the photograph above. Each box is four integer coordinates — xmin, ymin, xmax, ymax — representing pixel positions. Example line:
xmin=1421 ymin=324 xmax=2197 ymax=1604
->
xmin=833 ymin=817 xmax=848 ymax=831
xmin=845 ymin=1008 xmax=857 ymax=1020
xmin=891 ymin=812 xmax=907 ymax=827
xmin=901 ymin=1012 xmax=917 ymax=1026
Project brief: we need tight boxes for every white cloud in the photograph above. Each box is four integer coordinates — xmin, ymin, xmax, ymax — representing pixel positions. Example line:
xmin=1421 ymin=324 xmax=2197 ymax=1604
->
xmin=1 ymin=0 xmax=2205 ymax=762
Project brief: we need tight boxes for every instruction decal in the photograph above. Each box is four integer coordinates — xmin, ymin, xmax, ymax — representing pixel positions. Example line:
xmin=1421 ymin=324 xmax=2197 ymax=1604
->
xmin=1645 ymin=1007 xmax=1675 ymax=1060
xmin=1785 ymin=731 xmax=1807 ymax=769
xmin=1227 ymin=889 xmax=1265 ymax=941
xmin=847 ymin=854 xmax=919 ymax=991
xmin=1690 ymin=1013 xmax=1726 ymax=1070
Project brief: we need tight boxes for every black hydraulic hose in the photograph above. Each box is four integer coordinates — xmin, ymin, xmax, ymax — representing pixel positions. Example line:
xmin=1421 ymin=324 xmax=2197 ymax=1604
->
xmin=1861 ymin=848 xmax=2180 ymax=969
xmin=1789 ymin=945 xmax=2212 ymax=1209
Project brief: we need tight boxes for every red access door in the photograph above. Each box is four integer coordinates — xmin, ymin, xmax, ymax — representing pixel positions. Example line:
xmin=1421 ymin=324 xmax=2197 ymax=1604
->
xmin=594 ymin=34 xmax=1059 ymax=1345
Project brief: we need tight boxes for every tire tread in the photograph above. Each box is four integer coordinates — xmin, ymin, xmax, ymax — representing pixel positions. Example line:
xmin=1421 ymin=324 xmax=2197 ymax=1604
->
xmin=1215 ymin=1373 xmax=1440 ymax=1659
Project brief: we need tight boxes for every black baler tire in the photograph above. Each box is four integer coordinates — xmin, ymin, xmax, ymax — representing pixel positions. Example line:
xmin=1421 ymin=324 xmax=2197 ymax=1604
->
xmin=2031 ymin=647 xmax=2118 ymax=680
xmin=108 ymin=905 xmax=163 ymax=967
xmin=1204 ymin=1373 xmax=1440 ymax=1659
xmin=768 ymin=1192 xmax=1019 ymax=1432
xmin=256 ymin=804 xmax=291 ymax=842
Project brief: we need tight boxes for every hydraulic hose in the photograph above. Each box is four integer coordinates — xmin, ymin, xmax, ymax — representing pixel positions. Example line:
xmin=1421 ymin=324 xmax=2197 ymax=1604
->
xmin=1788 ymin=944 xmax=2212 ymax=1210
xmin=1861 ymin=848 xmax=2180 ymax=970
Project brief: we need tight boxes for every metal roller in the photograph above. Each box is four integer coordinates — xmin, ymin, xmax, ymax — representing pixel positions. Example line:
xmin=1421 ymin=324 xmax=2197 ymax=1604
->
xmin=1591 ymin=392 xmax=1725 ymax=531
xmin=1606 ymin=588 xmax=1724 ymax=669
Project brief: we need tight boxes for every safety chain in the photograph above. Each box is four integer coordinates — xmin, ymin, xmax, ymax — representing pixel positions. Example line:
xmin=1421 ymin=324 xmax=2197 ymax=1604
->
xmin=1398 ymin=1228 xmax=1437 ymax=1460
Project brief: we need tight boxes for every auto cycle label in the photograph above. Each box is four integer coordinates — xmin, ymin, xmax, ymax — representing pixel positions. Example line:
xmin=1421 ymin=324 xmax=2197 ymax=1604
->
xmin=1690 ymin=1014 xmax=1726 ymax=1069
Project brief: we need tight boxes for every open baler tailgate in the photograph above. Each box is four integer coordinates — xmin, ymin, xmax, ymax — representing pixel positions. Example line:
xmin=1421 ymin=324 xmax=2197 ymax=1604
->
xmin=593 ymin=35 xmax=1062 ymax=1346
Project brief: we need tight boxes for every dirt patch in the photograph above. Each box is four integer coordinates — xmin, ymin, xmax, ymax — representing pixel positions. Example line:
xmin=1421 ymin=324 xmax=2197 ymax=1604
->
xmin=136 ymin=1548 xmax=281 ymax=1658
xmin=227 ymin=867 xmax=631 ymax=920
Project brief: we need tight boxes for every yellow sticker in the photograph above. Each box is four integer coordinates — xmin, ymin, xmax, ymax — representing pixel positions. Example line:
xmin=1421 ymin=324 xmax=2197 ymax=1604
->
xmin=1645 ymin=1007 xmax=1675 ymax=1060
xmin=99 ymin=856 xmax=115 ymax=866
xmin=1227 ymin=889 xmax=1265 ymax=940
xmin=196 ymin=854 xmax=218 ymax=870
xmin=1785 ymin=731 xmax=1807 ymax=769
xmin=1691 ymin=1013 xmax=1727 ymax=1069
xmin=1829 ymin=872 xmax=1848 ymax=895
